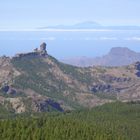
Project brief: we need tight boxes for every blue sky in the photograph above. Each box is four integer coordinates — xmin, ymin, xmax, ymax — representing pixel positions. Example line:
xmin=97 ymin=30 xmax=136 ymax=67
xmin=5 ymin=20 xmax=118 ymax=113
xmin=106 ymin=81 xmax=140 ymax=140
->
xmin=0 ymin=0 xmax=140 ymax=29
xmin=0 ymin=0 xmax=140 ymax=58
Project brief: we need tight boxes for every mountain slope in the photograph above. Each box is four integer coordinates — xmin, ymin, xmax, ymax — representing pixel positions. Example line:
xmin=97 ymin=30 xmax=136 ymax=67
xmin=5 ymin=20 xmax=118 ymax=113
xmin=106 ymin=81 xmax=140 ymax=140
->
xmin=0 ymin=43 xmax=140 ymax=114
xmin=11 ymin=54 xmax=108 ymax=111
xmin=62 ymin=47 xmax=140 ymax=67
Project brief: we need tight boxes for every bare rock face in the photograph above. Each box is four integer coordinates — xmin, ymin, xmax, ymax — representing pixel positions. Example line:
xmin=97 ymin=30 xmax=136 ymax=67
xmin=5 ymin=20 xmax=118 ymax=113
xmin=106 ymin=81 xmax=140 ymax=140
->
xmin=135 ymin=62 xmax=140 ymax=70
xmin=14 ymin=42 xmax=48 ymax=58
xmin=39 ymin=42 xmax=47 ymax=56
xmin=92 ymin=84 xmax=114 ymax=93
xmin=135 ymin=62 xmax=140 ymax=77
xmin=7 ymin=98 xmax=25 ymax=113
xmin=32 ymin=99 xmax=63 ymax=112
xmin=0 ymin=57 xmax=20 ymax=87
xmin=40 ymin=42 xmax=47 ymax=51
xmin=100 ymin=75 xmax=131 ymax=83
xmin=1 ymin=85 xmax=16 ymax=95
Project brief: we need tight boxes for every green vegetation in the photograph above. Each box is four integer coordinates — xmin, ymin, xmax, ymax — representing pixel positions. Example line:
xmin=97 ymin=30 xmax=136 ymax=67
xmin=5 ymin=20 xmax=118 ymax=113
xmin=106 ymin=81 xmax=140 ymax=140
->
xmin=0 ymin=102 xmax=139 ymax=140
xmin=49 ymin=55 xmax=98 ymax=84
xmin=0 ymin=102 xmax=15 ymax=119
xmin=11 ymin=55 xmax=83 ymax=109
xmin=59 ymin=64 xmax=97 ymax=84
xmin=94 ymin=92 xmax=117 ymax=100
xmin=12 ymin=56 xmax=69 ymax=98
xmin=0 ymin=91 xmax=26 ymax=98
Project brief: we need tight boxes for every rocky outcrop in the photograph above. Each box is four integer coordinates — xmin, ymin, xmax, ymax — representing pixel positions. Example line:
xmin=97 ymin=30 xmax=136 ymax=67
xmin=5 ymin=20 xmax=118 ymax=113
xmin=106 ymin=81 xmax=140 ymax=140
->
xmin=1 ymin=85 xmax=16 ymax=95
xmin=91 ymin=74 xmax=133 ymax=95
xmin=92 ymin=84 xmax=118 ymax=93
xmin=135 ymin=62 xmax=140 ymax=77
xmin=7 ymin=98 xmax=25 ymax=113
xmin=0 ymin=56 xmax=20 ymax=88
xmin=100 ymin=75 xmax=131 ymax=83
xmin=34 ymin=42 xmax=47 ymax=56
xmin=32 ymin=99 xmax=63 ymax=112
xmin=40 ymin=42 xmax=47 ymax=56
xmin=14 ymin=52 xmax=39 ymax=58
xmin=14 ymin=42 xmax=47 ymax=59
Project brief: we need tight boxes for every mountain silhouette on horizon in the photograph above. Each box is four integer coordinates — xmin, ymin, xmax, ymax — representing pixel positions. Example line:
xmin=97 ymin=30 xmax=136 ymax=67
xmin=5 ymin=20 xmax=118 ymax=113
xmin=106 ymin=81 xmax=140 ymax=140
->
xmin=61 ymin=47 xmax=140 ymax=67
xmin=38 ymin=21 xmax=140 ymax=30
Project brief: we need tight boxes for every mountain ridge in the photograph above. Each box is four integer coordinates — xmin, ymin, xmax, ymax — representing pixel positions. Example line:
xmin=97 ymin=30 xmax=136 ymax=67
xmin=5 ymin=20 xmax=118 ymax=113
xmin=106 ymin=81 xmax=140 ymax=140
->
xmin=61 ymin=47 xmax=140 ymax=67
xmin=0 ymin=43 xmax=140 ymax=114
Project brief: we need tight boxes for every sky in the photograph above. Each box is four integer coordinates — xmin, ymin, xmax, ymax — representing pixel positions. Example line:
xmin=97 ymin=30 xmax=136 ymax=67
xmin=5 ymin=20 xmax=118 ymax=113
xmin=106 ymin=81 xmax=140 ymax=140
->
xmin=0 ymin=0 xmax=140 ymax=29
xmin=0 ymin=0 xmax=140 ymax=58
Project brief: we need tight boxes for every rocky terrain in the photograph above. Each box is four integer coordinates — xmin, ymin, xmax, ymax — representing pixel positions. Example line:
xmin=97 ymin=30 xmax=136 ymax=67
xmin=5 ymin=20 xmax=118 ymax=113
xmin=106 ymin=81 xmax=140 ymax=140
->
xmin=61 ymin=47 xmax=140 ymax=67
xmin=0 ymin=43 xmax=140 ymax=114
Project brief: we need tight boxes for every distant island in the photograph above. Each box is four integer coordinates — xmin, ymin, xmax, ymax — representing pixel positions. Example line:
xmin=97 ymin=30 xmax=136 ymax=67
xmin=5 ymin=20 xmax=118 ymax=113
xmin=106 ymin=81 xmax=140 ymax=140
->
xmin=38 ymin=21 xmax=140 ymax=31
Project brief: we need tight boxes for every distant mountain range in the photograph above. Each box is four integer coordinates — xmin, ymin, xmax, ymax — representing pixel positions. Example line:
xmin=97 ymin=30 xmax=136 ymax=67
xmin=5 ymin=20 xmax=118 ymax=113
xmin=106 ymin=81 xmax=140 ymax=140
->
xmin=39 ymin=21 xmax=140 ymax=30
xmin=61 ymin=47 xmax=140 ymax=67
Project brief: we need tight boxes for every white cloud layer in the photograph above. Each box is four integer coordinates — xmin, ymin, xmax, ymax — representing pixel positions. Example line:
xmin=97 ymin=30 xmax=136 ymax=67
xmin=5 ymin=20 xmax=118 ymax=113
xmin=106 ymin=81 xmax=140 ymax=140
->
xmin=124 ymin=37 xmax=140 ymax=41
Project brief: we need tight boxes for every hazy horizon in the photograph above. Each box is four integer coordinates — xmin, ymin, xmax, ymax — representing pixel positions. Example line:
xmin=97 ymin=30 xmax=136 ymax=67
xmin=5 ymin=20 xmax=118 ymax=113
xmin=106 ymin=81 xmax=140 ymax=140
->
xmin=0 ymin=0 xmax=140 ymax=59
xmin=0 ymin=30 xmax=140 ymax=59
xmin=0 ymin=0 xmax=140 ymax=30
